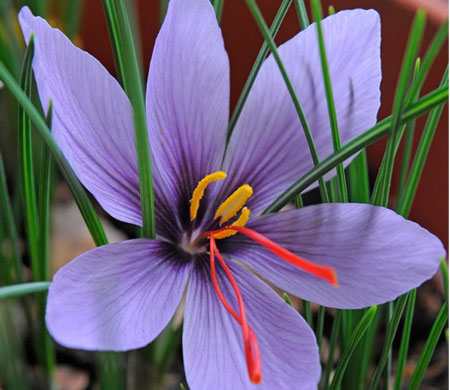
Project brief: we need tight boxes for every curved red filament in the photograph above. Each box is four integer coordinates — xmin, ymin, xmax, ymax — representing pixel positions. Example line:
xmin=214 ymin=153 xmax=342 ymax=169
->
xmin=209 ymin=233 xmax=262 ymax=384
xmin=210 ymin=226 xmax=338 ymax=286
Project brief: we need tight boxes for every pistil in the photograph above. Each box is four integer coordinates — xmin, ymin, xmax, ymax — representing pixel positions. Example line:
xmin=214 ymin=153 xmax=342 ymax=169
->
xmin=209 ymin=233 xmax=262 ymax=384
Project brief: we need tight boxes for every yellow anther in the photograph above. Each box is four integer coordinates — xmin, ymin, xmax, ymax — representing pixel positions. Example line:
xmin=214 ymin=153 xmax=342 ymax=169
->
xmin=214 ymin=207 xmax=251 ymax=240
xmin=214 ymin=184 xmax=253 ymax=225
xmin=190 ymin=171 xmax=227 ymax=221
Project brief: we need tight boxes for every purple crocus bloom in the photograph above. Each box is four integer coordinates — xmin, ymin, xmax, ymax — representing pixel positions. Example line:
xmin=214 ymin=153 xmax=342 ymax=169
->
xmin=20 ymin=1 xmax=444 ymax=389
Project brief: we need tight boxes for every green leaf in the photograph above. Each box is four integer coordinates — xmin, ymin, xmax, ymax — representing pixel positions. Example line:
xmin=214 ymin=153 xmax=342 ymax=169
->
xmin=311 ymin=0 xmax=348 ymax=203
xmin=0 ymin=282 xmax=50 ymax=300
xmin=212 ymin=0 xmax=225 ymax=22
xmin=396 ymin=67 xmax=448 ymax=217
xmin=226 ymin=0 xmax=292 ymax=145
xmin=0 ymin=60 xmax=108 ymax=247
xmin=0 ymin=153 xmax=22 ymax=284
xmin=369 ymin=293 xmax=409 ymax=390
xmin=348 ymin=151 xmax=370 ymax=203
xmin=408 ymin=301 xmax=448 ymax=390
xmin=263 ymin=84 xmax=448 ymax=213
xmin=441 ymin=257 xmax=448 ymax=302
xmin=65 ymin=0 xmax=85 ymax=40
xmin=393 ymin=289 xmax=416 ymax=390
xmin=18 ymin=35 xmax=41 ymax=281
xmin=102 ymin=0 xmax=156 ymax=238
xmin=293 ymin=0 xmax=309 ymax=29
xmin=246 ymin=0 xmax=330 ymax=203
xmin=323 ymin=310 xmax=342 ymax=390
xmin=371 ymin=10 xmax=426 ymax=207
xmin=330 ymin=306 xmax=378 ymax=390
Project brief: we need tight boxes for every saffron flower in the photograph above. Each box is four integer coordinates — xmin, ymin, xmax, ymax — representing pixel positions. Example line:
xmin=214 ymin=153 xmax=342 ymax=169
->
xmin=20 ymin=1 xmax=444 ymax=389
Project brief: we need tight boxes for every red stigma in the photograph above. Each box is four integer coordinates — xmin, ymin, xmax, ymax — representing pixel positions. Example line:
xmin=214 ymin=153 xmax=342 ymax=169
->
xmin=209 ymin=233 xmax=262 ymax=384
xmin=210 ymin=226 xmax=338 ymax=286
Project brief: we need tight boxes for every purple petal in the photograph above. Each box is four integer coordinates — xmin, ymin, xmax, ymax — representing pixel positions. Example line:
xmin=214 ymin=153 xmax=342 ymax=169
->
xmin=183 ymin=262 xmax=320 ymax=390
xmin=223 ymin=10 xmax=381 ymax=212
xmin=146 ymin=0 xmax=229 ymax=201
xmin=18 ymin=7 xmax=146 ymax=225
xmin=224 ymin=204 xmax=444 ymax=309
xmin=46 ymin=240 xmax=191 ymax=350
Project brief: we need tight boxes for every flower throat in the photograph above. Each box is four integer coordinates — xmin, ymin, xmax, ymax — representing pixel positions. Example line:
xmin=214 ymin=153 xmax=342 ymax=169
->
xmin=190 ymin=171 xmax=338 ymax=384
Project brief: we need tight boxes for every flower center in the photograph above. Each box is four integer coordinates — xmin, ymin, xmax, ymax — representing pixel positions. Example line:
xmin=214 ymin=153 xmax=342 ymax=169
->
xmin=189 ymin=172 xmax=338 ymax=385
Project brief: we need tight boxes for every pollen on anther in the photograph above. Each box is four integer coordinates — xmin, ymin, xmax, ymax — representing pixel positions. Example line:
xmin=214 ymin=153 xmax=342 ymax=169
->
xmin=214 ymin=184 xmax=253 ymax=225
xmin=190 ymin=171 xmax=227 ymax=221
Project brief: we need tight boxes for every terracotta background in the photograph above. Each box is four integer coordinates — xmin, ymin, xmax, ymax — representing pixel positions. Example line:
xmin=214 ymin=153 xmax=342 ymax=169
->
xmin=80 ymin=0 xmax=449 ymax=249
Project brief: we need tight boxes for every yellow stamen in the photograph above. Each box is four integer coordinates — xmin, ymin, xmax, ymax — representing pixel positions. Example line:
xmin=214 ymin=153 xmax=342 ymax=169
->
xmin=190 ymin=171 xmax=227 ymax=221
xmin=214 ymin=184 xmax=253 ymax=225
xmin=214 ymin=207 xmax=251 ymax=239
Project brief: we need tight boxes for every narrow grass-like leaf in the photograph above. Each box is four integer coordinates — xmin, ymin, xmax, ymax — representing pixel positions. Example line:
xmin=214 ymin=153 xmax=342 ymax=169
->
xmin=348 ymin=151 xmax=370 ymax=203
xmin=371 ymin=10 xmax=426 ymax=207
xmin=0 ymin=302 xmax=29 ymax=390
xmin=323 ymin=310 xmax=341 ymax=390
xmin=406 ymin=20 xmax=448 ymax=106
xmin=101 ymin=0 xmax=126 ymax=87
xmin=293 ymin=0 xmax=309 ymax=29
xmin=369 ymin=293 xmax=409 ymax=390
xmin=38 ymin=104 xmax=53 ymax=282
xmin=311 ymin=0 xmax=348 ymax=203
xmin=396 ymin=68 xmax=448 ymax=217
xmin=226 ymin=0 xmax=292 ymax=145
xmin=315 ymin=306 xmax=325 ymax=351
xmin=328 ymin=5 xmax=335 ymax=15
xmin=0 ymin=282 xmax=50 ymax=300
xmin=397 ymin=58 xmax=421 ymax=195
xmin=0 ymin=154 xmax=22 ymax=283
xmin=283 ymin=292 xmax=292 ymax=305
xmin=18 ymin=36 xmax=41 ymax=281
xmin=264 ymin=84 xmax=448 ymax=213
xmin=98 ymin=352 xmax=125 ymax=390
xmin=330 ymin=306 xmax=378 ymax=390
xmin=247 ymin=0 xmax=330 ymax=203
xmin=102 ymin=0 xmax=156 ymax=238
xmin=441 ymin=257 xmax=448 ymax=301
xmin=213 ymin=0 xmax=225 ymax=22
xmin=393 ymin=289 xmax=416 ymax=390
xmin=160 ymin=0 xmax=170 ymax=23
xmin=408 ymin=301 xmax=448 ymax=390
xmin=0 ymin=60 xmax=108 ymax=246
xmin=65 ymin=0 xmax=84 ymax=40
xmin=302 ymin=300 xmax=313 ymax=328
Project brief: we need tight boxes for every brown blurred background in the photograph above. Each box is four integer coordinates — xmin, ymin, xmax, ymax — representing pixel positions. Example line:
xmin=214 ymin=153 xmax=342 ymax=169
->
xmin=80 ymin=0 xmax=449 ymax=249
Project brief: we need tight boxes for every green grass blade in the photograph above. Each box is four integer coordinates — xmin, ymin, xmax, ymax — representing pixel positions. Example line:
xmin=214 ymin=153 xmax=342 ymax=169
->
xmin=38 ymin=104 xmax=53 ymax=282
xmin=102 ymin=0 xmax=156 ymax=238
xmin=371 ymin=10 xmax=426 ymax=207
xmin=0 ymin=60 xmax=108 ymax=247
xmin=263 ymin=84 xmax=448 ymax=213
xmin=213 ymin=0 xmax=225 ymax=22
xmin=348 ymin=151 xmax=370 ymax=203
xmin=328 ymin=5 xmax=335 ymax=15
xmin=396 ymin=67 xmax=448 ymax=217
xmin=408 ymin=301 xmax=448 ymax=390
xmin=98 ymin=352 xmax=125 ymax=390
xmin=406 ymin=20 xmax=448 ymax=106
xmin=369 ymin=293 xmax=409 ymax=390
xmin=293 ymin=0 xmax=309 ymax=29
xmin=226 ymin=0 xmax=292 ymax=145
xmin=0 ymin=302 xmax=30 ymax=390
xmin=18 ymin=36 xmax=41 ymax=281
xmin=246 ymin=0 xmax=330 ymax=203
xmin=315 ymin=306 xmax=325 ymax=351
xmin=0 ymin=282 xmax=50 ymax=300
xmin=441 ymin=258 xmax=448 ymax=301
xmin=397 ymin=58 xmax=421 ymax=195
xmin=311 ymin=0 xmax=348 ymax=203
xmin=393 ymin=289 xmax=416 ymax=390
xmin=323 ymin=310 xmax=342 ymax=390
xmin=0 ymin=154 xmax=22 ymax=283
xmin=65 ymin=0 xmax=85 ymax=40
xmin=330 ymin=306 xmax=378 ymax=390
